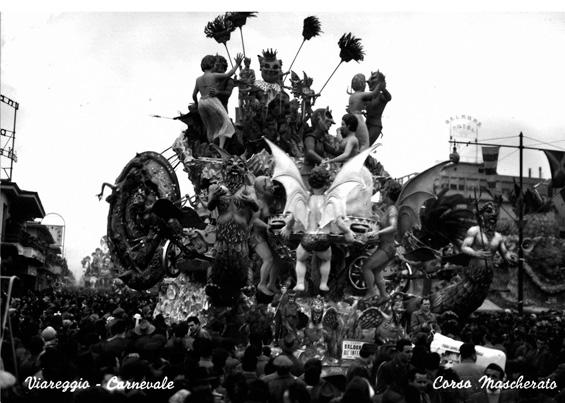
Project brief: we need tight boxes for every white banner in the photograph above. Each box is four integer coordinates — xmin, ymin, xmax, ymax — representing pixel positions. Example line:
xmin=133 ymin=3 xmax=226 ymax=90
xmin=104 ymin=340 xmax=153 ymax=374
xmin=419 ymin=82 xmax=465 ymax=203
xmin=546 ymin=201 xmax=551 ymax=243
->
xmin=430 ymin=333 xmax=506 ymax=370
xmin=342 ymin=340 xmax=365 ymax=360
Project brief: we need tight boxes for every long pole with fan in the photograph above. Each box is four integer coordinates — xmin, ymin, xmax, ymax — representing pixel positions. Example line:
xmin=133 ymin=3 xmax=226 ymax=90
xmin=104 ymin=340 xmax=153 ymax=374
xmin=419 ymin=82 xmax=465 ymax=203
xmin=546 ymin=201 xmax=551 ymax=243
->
xmin=205 ymin=14 xmax=236 ymax=68
xmin=319 ymin=33 xmax=365 ymax=95
xmin=285 ymin=16 xmax=322 ymax=84
xmin=225 ymin=12 xmax=257 ymax=59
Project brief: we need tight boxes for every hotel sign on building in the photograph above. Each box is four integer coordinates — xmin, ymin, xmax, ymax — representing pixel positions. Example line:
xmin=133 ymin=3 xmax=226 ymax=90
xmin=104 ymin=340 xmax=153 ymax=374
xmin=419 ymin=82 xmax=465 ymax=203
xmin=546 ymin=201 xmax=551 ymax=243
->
xmin=446 ymin=115 xmax=481 ymax=163
xmin=45 ymin=224 xmax=64 ymax=248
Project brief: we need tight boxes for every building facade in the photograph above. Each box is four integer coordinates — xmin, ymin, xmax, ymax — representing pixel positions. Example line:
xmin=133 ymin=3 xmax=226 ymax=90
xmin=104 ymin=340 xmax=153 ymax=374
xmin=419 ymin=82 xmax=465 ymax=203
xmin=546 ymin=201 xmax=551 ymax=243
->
xmin=0 ymin=180 xmax=68 ymax=292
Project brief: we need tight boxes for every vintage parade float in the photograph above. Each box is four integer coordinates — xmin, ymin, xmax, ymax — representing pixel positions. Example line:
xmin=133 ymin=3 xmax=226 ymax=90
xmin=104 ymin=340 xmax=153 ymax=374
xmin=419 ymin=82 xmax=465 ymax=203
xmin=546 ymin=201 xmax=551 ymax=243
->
xmin=97 ymin=12 xmax=563 ymax=363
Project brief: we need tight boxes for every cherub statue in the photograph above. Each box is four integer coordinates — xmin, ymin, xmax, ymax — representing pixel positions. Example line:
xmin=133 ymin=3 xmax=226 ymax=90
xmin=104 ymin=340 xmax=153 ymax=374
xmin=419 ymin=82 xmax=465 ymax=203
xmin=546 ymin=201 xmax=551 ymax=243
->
xmin=266 ymin=139 xmax=376 ymax=293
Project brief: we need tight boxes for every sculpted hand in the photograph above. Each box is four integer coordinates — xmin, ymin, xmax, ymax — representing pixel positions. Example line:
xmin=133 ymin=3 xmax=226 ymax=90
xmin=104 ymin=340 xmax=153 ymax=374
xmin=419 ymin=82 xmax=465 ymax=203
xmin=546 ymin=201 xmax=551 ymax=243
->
xmin=475 ymin=250 xmax=493 ymax=259
xmin=208 ymin=87 xmax=217 ymax=97
xmin=235 ymin=53 xmax=244 ymax=66
xmin=208 ymin=184 xmax=226 ymax=202
xmin=280 ymin=225 xmax=291 ymax=240
xmin=506 ymin=252 xmax=519 ymax=265
xmin=240 ymin=190 xmax=254 ymax=204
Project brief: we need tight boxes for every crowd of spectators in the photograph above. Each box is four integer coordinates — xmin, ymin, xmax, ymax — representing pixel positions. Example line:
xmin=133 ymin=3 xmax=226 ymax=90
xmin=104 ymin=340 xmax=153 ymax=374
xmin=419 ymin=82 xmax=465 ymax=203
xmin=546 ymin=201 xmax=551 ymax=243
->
xmin=0 ymin=286 xmax=564 ymax=403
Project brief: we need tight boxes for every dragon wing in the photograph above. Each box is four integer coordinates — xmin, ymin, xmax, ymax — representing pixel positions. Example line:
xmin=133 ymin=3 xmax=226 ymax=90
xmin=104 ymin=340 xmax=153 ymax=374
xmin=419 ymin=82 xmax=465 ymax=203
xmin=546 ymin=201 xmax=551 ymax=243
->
xmin=264 ymin=138 xmax=310 ymax=228
xmin=396 ymin=161 xmax=451 ymax=236
xmin=319 ymin=143 xmax=380 ymax=228
xmin=358 ymin=307 xmax=388 ymax=329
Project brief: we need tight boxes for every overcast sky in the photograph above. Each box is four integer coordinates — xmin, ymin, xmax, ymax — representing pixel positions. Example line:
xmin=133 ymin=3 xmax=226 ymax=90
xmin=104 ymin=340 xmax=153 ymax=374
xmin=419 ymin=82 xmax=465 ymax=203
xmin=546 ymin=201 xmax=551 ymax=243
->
xmin=2 ymin=7 xmax=565 ymax=280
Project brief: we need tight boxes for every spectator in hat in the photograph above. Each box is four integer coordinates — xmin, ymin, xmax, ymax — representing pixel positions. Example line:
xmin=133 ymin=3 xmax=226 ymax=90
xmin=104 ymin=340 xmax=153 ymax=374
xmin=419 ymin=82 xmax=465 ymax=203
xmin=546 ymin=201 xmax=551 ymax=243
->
xmin=93 ymin=318 xmax=128 ymax=373
xmin=240 ymin=346 xmax=259 ymax=383
xmin=131 ymin=318 xmax=166 ymax=362
xmin=341 ymin=376 xmax=372 ymax=403
xmin=112 ymin=306 xmax=126 ymax=319
xmin=281 ymin=334 xmax=305 ymax=377
xmin=40 ymin=326 xmax=58 ymax=349
xmin=451 ymin=343 xmax=484 ymax=400
xmin=375 ymin=339 xmax=413 ymax=394
xmin=318 ymin=377 xmax=343 ymax=403
xmin=265 ymin=355 xmax=306 ymax=403
xmin=346 ymin=343 xmax=377 ymax=382
xmin=302 ymin=358 xmax=325 ymax=403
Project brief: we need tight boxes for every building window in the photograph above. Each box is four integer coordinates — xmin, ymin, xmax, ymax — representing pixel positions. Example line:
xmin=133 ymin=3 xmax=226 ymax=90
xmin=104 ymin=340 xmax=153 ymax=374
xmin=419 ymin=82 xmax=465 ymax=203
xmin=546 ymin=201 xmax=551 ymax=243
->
xmin=450 ymin=184 xmax=457 ymax=190
xmin=458 ymin=184 xmax=465 ymax=190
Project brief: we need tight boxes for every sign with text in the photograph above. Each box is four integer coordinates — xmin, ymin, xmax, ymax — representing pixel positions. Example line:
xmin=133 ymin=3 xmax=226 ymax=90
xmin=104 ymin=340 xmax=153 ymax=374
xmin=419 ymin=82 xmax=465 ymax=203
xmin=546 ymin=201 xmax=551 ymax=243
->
xmin=342 ymin=340 xmax=365 ymax=360
xmin=430 ymin=333 xmax=506 ymax=370
xmin=46 ymin=225 xmax=64 ymax=247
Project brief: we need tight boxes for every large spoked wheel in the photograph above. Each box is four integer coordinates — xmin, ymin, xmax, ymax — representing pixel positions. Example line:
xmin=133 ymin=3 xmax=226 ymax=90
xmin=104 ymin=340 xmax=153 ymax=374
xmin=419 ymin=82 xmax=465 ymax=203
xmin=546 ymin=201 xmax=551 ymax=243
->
xmin=348 ymin=254 xmax=369 ymax=291
xmin=348 ymin=254 xmax=412 ymax=294
xmin=106 ymin=151 xmax=181 ymax=290
xmin=161 ymin=239 xmax=182 ymax=277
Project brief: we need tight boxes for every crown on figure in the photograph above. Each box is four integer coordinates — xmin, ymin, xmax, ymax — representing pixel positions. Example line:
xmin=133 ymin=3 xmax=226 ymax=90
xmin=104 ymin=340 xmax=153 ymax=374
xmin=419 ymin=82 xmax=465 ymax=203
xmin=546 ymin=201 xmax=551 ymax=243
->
xmin=261 ymin=48 xmax=278 ymax=60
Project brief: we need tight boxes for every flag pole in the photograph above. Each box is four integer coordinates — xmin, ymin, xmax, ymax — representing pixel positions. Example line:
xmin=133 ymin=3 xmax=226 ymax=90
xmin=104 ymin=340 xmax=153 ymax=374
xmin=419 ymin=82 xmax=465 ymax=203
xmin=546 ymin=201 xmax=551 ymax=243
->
xmin=518 ymin=131 xmax=524 ymax=314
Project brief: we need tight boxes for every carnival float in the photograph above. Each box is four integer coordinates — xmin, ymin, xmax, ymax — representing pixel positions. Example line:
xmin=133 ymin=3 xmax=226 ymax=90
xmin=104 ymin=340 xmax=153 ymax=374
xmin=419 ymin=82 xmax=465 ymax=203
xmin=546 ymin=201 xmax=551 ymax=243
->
xmin=97 ymin=12 xmax=557 ymax=362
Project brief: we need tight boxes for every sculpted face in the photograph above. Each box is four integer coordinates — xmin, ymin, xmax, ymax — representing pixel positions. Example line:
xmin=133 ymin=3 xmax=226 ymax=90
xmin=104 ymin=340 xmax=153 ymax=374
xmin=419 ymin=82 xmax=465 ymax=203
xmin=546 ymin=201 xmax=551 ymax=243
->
xmin=480 ymin=202 xmax=499 ymax=230
xmin=223 ymin=156 xmax=247 ymax=175
xmin=368 ymin=71 xmax=385 ymax=91
xmin=312 ymin=108 xmax=335 ymax=132
xmin=213 ymin=57 xmax=228 ymax=73
xmin=258 ymin=52 xmax=283 ymax=83
xmin=223 ymin=156 xmax=247 ymax=192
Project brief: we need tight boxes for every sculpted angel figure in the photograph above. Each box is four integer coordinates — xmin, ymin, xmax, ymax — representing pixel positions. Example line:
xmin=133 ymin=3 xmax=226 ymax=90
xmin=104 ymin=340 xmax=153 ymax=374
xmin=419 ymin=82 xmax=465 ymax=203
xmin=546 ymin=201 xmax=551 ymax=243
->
xmin=266 ymin=138 xmax=377 ymax=292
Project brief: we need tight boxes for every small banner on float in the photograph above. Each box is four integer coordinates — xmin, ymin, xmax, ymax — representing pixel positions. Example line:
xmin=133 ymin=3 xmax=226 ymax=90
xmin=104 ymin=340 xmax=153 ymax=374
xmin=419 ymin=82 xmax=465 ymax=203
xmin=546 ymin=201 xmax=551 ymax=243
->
xmin=341 ymin=340 xmax=365 ymax=360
